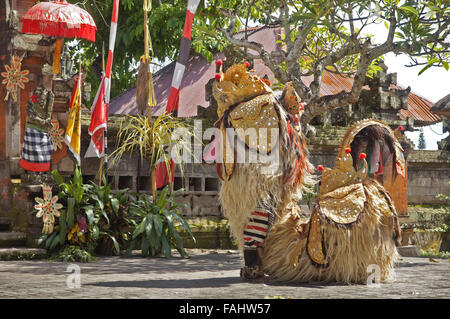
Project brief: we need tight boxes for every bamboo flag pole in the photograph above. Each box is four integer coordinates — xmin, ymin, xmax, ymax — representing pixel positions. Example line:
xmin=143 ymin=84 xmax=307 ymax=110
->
xmin=143 ymin=0 xmax=157 ymax=202
xmin=98 ymin=41 xmax=105 ymax=186
xmin=77 ymin=61 xmax=82 ymax=172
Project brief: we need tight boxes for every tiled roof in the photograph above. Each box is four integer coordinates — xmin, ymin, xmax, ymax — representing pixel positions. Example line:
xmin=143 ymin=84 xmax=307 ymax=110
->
xmin=398 ymin=90 xmax=441 ymax=124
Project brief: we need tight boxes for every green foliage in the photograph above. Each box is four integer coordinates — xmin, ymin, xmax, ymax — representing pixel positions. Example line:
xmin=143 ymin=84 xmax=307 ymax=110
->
xmin=110 ymin=113 xmax=193 ymax=171
xmin=110 ymin=113 xmax=195 ymax=203
xmin=49 ymin=245 xmax=95 ymax=263
xmin=85 ymin=176 xmax=134 ymax=256
xmin=51 ymin=167 xmax=93 ymax=249
xmin=37 ymin=167 xmax=93 ymax=253
xmin=301 ymin=183 xmax=318 ymax=206
xmin=37 ymin=168 xmax=196 ymax=261
xmin=419 ymin=249 xmax=450 ymax=259
xmin=38 ymin=231 xmax=63 ymax=252
xmin=436 ymin=183 xmax=450 ymax=233
xmin=38 ymin=168 xmax=132 ymax=257
xmin=127 ymin=187 xmax=195 ymax=258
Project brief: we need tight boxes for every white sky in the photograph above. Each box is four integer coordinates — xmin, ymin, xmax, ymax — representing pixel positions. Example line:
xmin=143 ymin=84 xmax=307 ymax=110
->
xmin=385 ymin=53 xmax=449 ymax=150
xmin=367 ymin=22 xmax=450 ymax=150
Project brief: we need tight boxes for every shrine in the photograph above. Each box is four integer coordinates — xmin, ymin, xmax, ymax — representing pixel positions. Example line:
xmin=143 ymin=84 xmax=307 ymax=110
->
xmin=0 ymin=0 xmax=91 ymax=248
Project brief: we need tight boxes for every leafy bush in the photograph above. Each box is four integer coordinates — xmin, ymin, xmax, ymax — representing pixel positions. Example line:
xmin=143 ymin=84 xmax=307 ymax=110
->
xmin=126 ymin=187 xmax=195 ymax=258
xmin=85 ymin=178 xmax=134 ymax=256
xmin=38 ymin=169 xmax=133 ymax=258
xmin=436 ymin=181 xmax=450 ymax=228
xmin=37 ymin=169 xmax=196 ymax=261
xmin=48 ymin=245 xmax=95 ymax=263
xmin=38 ymin=167 xmax=94 ymax=253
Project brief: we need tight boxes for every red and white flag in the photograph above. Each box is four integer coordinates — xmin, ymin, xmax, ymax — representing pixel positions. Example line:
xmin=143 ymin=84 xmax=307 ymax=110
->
xmin=156 ymin=0 xmax=200 ymax=189
xmin=155 ymin=157 xmax=175 ymax=189
xmin=165 ymin=0 xmax=201 ymax=115
xmin=85 ymin=0 xmax=119 ymax=159
xmin=85 ymin=75 xmax=107 ymax=158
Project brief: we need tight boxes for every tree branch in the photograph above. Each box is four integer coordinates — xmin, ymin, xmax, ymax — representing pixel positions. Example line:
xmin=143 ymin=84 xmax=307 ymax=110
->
xmin=219 ymin=9 xmax=289 ymax=83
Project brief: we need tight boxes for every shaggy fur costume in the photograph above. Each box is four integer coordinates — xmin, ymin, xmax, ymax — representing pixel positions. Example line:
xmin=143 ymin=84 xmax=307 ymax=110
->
xmin=262 ymin=179 xmax=399 ymax=284
xmin=214 ymin=63 xmax=400 ymax=284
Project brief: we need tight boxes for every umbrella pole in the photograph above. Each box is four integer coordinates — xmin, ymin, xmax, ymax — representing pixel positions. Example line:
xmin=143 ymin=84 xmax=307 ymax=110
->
xmin=52 ymin=38 xmax=63 ymax=74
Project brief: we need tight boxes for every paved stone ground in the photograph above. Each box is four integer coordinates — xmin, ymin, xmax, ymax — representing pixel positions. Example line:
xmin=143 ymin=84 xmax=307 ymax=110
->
xmin=0 ymin=249 xmax=448 ymax=299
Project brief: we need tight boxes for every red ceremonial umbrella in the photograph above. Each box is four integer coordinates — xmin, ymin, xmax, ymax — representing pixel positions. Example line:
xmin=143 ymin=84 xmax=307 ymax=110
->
xmin=21 ymin=0 xmax=97 ymax=74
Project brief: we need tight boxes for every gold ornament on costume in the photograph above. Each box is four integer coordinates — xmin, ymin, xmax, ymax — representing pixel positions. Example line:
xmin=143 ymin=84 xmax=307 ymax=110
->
xmin=281 ymin=82 xmax=304 ymax=116
xmin=229 ymin=93 xmax=279 ymax=154
xmin=304 ymin=119 xmax=402 ymax=267
xmin=213 ymin=62 xmax=281 ymax=180
xmin=318 ymin=150 xmax=368 ymax=196
xmin=213 ymin=63 xmax=272 ymax=118
xmin=307 ymin=209 xmax=328 ymax=265
xmin=336 ymin=119 xmax=403 ymax=163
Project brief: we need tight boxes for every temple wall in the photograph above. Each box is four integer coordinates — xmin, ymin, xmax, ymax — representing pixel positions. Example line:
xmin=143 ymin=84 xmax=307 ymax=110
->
xmin=308 ymin=147 xmax=449 ymax=206
xmin=407 ymin=158 xmax=450 ymax=205
xmin=53 ymin=124 xmax=449 ymax=221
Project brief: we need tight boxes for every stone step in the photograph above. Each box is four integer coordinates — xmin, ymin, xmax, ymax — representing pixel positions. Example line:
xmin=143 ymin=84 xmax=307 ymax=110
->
xmin=397 ymin=245 xmax=420 ymax=257
xmin=0 ymin=247 xmax=47 ymax=261
xmin=0 ymin=231 xmax=26 ymax=247
xmin=0 ymin=217 xmax=10 ymax=231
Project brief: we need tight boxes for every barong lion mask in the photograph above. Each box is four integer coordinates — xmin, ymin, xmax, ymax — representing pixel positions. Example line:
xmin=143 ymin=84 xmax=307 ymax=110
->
xmin=212 ymin=62 xmax=307 ymax=181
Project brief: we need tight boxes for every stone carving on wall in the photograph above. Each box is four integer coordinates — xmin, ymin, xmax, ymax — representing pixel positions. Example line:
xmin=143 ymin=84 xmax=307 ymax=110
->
xmin=1 ymin=54 xmax=29 ymax=102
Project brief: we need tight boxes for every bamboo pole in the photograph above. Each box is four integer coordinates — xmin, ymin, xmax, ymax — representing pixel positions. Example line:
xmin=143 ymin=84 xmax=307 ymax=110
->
xmin=78 ymin=61 xmax=82 ymax=173
xmin=98 ymin=42 xmax=105 ymax=186
xmin=144 ymin=0 xmax=157 ymax=202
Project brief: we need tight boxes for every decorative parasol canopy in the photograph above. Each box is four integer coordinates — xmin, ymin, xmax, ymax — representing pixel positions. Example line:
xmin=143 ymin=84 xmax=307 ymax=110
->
xmin=21 ymin=0 xmax=97 ymax=74
xmin=21 ymin=0 xmax=96 ymax=41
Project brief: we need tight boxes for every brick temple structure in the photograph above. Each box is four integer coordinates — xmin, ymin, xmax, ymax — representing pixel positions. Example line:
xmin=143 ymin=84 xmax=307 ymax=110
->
xmin=0 ymin=0 xmax=91 ymax=249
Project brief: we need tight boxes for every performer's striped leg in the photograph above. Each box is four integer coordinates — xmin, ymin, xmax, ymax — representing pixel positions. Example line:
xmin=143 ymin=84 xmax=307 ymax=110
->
xmin=244 ymin=210 xmax=271 ymax=249
xmin=241 ymin=208 xmax=273 ymax=280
